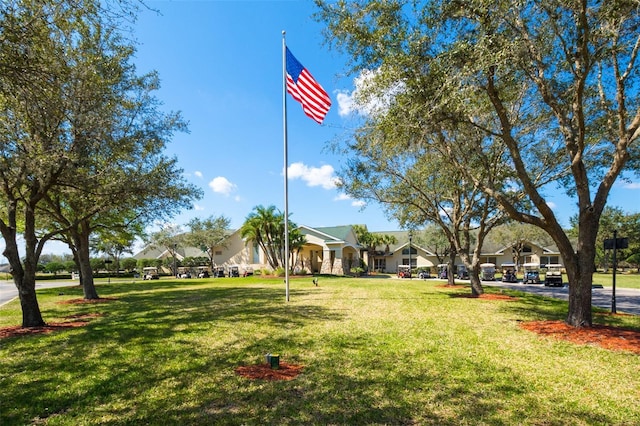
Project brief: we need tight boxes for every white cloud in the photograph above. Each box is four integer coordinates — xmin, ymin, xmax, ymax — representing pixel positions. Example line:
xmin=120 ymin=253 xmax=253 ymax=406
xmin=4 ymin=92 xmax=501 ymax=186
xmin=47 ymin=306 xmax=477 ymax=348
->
xmin=208 ymin=176 xmax=237 ymax=196
xmin=547 ymin=201 xmax=557 ymax=209
xmin=288 ymin=162 xmax=339 ymax=190
xmin=194 ymin=171 xmax=203 ymax=179
xmin=623 ymin=182 xmax=640 ymax=189
xmin=336 ymin=90 xmax=356 ymax=116
xmin=193 ymin=204 xmax=205 ymax=211
xmin=336 ymin=69 xmax=404 ymax=118
xmin=334 ymin=192 xmax=367 ymax=207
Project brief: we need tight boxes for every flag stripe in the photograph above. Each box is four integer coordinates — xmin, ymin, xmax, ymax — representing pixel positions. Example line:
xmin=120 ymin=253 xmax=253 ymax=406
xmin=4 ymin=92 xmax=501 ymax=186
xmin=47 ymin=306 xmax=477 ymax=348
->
xmin=285 ymin=48 xmax=331 ymax=124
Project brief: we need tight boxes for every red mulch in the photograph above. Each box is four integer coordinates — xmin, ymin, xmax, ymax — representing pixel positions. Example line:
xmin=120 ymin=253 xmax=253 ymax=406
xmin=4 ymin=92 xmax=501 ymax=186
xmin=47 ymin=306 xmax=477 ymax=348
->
xmin=0 ymin=313 xmax=98 ymax=339
xmin=235 ymin=362 xmax=304 ymax=381
xmin=521 ymin=320 xmax=640 ymax=355
xmin=0 ymin=298 xmax=115 ymax=339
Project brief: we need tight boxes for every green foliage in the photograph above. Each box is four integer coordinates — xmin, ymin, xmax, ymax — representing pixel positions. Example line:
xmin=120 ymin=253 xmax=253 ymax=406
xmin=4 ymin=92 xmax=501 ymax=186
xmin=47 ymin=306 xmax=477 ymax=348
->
xmin=315 ymin=0 xmax=640 ymax=325
xmin=240 ymin=205 xmax=306 ymax=271
xmin=90 ymin=258 xmax=105 ymax=272
xmin=181 ymin=256 xmax=209 ymax=267
xmin=185 ymin=215 xmax=232 ymax=268
xmin=120 ymin=257 xmax=138 ymax=272
xmin=63 ymin=260 xmax=76 ymax=272
xmin=136 ymin=258 xmax=162 ymax=271
xmin=43 ymin=262 xmax=65 ymax=275
xmin=570 ymin=207 xmax=640 ymax=269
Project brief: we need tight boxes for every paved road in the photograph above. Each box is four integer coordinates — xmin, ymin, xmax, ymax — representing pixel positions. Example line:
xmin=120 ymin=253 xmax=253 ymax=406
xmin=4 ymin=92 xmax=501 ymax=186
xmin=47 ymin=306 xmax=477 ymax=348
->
xmin=482 ymin=280 xmax=640 ymax=316
xmin=0 ymin=280 xmax=79 ymax=307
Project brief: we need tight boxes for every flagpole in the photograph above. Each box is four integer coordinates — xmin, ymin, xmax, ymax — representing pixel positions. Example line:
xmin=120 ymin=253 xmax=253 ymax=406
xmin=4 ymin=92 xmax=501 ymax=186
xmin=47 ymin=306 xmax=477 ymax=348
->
xmin=282 ymin=31 xmax=290 ymax=302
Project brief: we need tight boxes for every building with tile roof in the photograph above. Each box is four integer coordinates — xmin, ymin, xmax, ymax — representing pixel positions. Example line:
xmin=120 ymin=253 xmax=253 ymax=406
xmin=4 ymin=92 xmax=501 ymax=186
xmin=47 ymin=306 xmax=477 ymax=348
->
xmin=134 ymin=224 xmax=563 ymax=277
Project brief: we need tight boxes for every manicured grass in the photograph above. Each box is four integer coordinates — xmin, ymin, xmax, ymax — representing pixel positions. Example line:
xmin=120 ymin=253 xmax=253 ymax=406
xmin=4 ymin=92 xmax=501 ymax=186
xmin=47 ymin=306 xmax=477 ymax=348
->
xmin=1 ymin=276 xmax=639 ymax=425
xmin=592 ymin=271 xmax=640 ymax=289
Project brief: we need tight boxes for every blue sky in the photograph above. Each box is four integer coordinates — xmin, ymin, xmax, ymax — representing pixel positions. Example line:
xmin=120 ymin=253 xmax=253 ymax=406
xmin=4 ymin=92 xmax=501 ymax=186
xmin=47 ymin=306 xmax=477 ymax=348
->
xmin=128 ymin=0 xmax=401 ymax=234
xmin=6 ymin=0 xmax=640 ymax=256
xmin=128 ymin=1 xmax=639 ymax=231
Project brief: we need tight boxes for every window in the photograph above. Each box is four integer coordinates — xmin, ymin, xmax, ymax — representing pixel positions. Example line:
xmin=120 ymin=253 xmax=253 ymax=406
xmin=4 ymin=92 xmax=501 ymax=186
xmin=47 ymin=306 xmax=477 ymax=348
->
xmin=402 ymin=259 xmax=417 ymax=267
xmin=401 ymin=247 xmax=417 ymax=255
xmin=541 ymin=256 xmax=559 ymax=265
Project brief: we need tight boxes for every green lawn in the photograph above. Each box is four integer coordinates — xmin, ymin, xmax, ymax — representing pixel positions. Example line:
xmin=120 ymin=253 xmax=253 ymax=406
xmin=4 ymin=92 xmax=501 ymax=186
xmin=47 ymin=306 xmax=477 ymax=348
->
xmin=1 ymin=276 xmax=639 ymax=425
xmin=592 ymin=271 xmax=640 ymax=289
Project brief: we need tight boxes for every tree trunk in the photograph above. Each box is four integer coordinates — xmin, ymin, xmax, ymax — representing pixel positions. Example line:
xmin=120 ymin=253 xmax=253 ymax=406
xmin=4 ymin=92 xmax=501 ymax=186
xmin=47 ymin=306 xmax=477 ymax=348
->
xmin=561 ymin=211 xmax=599 ymax=327
xmin=469 ymin=263 xmax=484 ymax=296
xmin=73 ymin=221 xmax=99 ymax=299
xmin=565 ymin=255 xmax=593 ymax=327
xmin=0 ymin=210 xmax=46 ymax=327
xmin=17 ymin=280 xmax=46 ymax=327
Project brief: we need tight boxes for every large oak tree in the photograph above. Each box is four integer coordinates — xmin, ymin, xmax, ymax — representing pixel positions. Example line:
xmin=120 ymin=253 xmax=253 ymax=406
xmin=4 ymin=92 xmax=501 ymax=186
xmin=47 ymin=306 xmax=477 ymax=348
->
xmin=316 ymin=0 xmax=640 ymax=327
xmin=0 ymin=0 xmax=200 ymax=325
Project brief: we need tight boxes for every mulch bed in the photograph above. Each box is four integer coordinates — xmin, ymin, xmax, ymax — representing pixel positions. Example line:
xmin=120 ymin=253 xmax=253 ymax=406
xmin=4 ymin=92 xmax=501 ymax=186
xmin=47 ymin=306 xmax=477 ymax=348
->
xmin=235 ymin=362 xmax=304 ymax=381
xmin=520 ymin=320 xmax=640 ymax=355
xmin=0 ymin=313 xmax=101 ymax=339
xmin=0 ymin=297 xmax=115 ymax=339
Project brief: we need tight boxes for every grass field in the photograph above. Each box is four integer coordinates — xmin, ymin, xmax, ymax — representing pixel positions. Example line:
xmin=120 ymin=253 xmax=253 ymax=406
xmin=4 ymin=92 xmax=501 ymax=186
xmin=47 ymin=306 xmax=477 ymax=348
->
xmin=1 ymin=276 xmax=639 ymax=425
xmin=592 ymin=271 xmax=640 ymax=289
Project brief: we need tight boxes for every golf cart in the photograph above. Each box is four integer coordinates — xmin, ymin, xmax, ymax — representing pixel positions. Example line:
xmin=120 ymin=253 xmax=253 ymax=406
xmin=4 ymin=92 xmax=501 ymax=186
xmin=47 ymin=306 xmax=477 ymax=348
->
xmin=214 ymin=266 xmax=225 ymax=278
xmin=177 ymin=266 xmax=192 ymax=278
xmin=456 ymin=265 xmax=469 ymax=280
xmin=196 ymin=266 xmax=210 ymax=278
xmin=142 ymin=266 xmax=159 ymax=280
xmin=480 ymin=263 xmax=496 ymax=281
xmin=397 ymin=264 xmax=412 ymax=278
xmin=437 ymin=264 xmax=448 ymax=279
xmin=501 ymin=263 xmax=518 ymax=283
xmin=229 ymin=265 xmax=240 ymax=277
xmin=417 ymin=267 xmax=431 ymax=279
xmin=543 ymin=264 xmax=564 ymax=287
xmin=523 ymin=263 xmax=541 ymax=284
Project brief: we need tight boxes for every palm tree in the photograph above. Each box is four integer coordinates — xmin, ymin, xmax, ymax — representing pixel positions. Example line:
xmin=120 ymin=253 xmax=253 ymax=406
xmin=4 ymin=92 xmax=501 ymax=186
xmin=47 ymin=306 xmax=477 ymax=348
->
xmin=240 ymin=205 xmax=306 ymax=272
xmin=353 ymin=225 xmax=393 ymax=273
xmin=241 ymin=205 xmax=282 ymax=270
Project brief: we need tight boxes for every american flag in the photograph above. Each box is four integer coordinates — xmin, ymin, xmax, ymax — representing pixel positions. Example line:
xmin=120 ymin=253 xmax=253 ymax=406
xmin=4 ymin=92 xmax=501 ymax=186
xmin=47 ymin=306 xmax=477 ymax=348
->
xmin=285 ymin=47 xmax=331 ymax=124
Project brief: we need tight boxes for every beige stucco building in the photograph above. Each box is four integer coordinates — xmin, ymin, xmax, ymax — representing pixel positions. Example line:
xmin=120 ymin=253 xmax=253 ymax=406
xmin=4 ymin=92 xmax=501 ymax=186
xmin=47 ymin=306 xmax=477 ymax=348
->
xmin=135 ymin=225 xmax=563 ymax=277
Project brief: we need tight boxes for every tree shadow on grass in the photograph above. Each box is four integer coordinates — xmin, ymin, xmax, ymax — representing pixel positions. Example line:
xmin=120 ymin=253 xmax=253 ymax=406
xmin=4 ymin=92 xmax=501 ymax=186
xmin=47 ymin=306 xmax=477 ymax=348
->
xmin=1 ymin=282 xmax=634 ymax=425
xmin=0 ymin=283 xmax=343 ymax=424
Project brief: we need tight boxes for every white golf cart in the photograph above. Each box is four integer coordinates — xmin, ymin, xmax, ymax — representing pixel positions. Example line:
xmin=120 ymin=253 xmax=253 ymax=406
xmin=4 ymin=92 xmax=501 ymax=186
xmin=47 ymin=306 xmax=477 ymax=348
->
xmin=142 ymin=266 xmax=159 ymax=280
xmin=543 ymin=264 xmax=564 ymax=287
xmin=480 ymin=263 xmax=496 ymax=281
